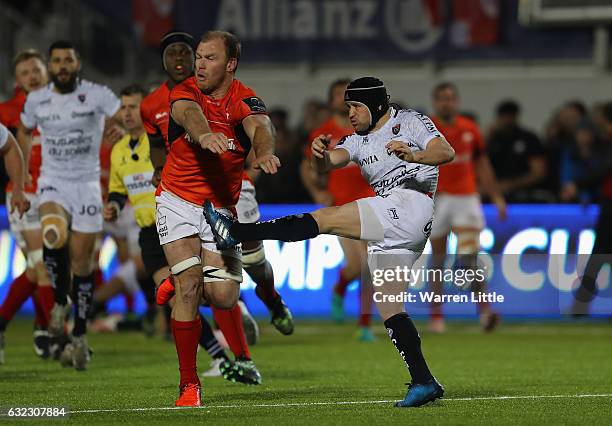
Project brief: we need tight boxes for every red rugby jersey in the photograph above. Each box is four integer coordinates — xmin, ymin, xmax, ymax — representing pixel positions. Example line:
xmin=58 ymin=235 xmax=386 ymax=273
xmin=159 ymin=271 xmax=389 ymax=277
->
xmin=0 ymin=87 xmax=41 ymax=193
xmin=161 ymin=77 xmax=266 ymax=207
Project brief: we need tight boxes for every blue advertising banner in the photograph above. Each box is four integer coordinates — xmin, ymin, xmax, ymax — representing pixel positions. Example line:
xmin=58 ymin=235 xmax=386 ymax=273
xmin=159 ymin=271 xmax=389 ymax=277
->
xmin=0 ymin=204 xmax=609 ymax=318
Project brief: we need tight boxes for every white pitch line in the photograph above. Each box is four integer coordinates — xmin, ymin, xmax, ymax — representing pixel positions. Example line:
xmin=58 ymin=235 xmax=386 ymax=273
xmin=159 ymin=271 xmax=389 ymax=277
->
xmin=69 ymin=393 xmax=612 ymax=414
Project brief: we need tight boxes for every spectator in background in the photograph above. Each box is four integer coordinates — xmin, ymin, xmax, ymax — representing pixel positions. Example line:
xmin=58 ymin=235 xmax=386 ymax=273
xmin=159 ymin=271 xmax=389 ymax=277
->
xmin=561 ymin=102 xmax=612 ymax=315
xmin=545 ymin=100 xmax=589 ymax=196
xmin=487 ymin=100 xmax=548 ymax=203
xmin=559 ymin=123 xmax=602 ymax=204
xmin=253 ymin=108 xmax=311 ymax=203
xmin=295 ymin=98 xmax=329 ymax=147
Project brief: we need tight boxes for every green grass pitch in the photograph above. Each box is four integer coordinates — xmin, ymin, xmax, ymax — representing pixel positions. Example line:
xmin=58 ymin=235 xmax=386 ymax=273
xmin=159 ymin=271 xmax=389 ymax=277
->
xmin=1 ymin=318 xmax=611 ymax=424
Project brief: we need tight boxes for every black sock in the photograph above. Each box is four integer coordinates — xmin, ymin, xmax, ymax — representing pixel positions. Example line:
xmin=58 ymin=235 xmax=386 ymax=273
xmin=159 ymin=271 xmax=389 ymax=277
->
xmin=199 ymin=315 xmax=228 ymax=360
xmin=0 ymin=315 xmax=7 ymax=332
xmin=231 ymin=213 xmax=319 ymax=243
xmin=138 ymin=275 xmax=157 ymax=318
xmin=44 ymin=246 xmax=71 ymax=305
xmin=384 ymin=312 xmax=434 ymax=384
xmin=72 ymin=274 xmax=94 ymax=337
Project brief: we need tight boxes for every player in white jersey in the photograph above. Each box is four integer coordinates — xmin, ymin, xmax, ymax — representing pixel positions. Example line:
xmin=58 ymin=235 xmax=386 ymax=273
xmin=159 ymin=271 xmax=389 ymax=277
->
xmin=0 ymin=124 xmax=29 ymax=220
xmin=204 ymin=77 xmax=455 ymax=408
xmin=18 ymin=41 xmax=121 ymax=370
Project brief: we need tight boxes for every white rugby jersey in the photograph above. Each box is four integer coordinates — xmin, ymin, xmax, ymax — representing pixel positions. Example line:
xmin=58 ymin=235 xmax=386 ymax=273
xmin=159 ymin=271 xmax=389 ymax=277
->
xmin=21 ymin=79 xmax=120 ymax=182
xmin=337 ymin=108 xmax=441 ymax=197
xmin=0 ymin=123 xmax=9 ymax=150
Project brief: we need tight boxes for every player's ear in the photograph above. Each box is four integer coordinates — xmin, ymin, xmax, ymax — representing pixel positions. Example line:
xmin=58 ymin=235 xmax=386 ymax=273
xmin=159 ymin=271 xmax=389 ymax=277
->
xmin=226 ymin=58 xmax=237 ymax=73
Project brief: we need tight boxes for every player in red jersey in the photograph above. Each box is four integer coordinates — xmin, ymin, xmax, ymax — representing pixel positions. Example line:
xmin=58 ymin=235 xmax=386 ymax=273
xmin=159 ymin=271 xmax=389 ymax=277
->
xmin=301 ymin=78 xmax=375 ymax=340
xmin=429 ymin=82 xmax=506 ymax=333
xmin=0 ymin=49 xmax=54 ymax=363
xmin=143 ymin=32 xmax=265 ymax=381
xmin=153 ymin=31 xmax=279 ymax=405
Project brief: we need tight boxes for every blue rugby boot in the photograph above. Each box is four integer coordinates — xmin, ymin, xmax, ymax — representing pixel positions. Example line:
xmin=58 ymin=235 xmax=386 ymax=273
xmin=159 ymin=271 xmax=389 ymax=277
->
xmin=395 ymin=379 xmax=444 ymax=408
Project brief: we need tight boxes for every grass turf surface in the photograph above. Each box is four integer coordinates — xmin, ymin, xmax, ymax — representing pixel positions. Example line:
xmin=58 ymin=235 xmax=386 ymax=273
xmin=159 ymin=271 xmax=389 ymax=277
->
xmin=1 ymin=318 xmax=611 ymax=424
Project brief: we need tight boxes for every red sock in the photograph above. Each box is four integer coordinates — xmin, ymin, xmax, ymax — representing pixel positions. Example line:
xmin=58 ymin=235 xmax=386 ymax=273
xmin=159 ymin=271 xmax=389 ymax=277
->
xmin=212 ymin=305 xmax=250 ymax=359
xmin=0 ymin=272 xmax=37 ymax=321
xmin=333 ymin=272 xmax=351 ymax=297
xmin=430 ymin=304 xmax=443 ymax=320
xmin=477 ymin=300 xmax=490 ymax=315
xmin=35 ymin=286 xmax=55 ymax=328
xmin=93 ymin=268 xmax=103 ymax=291
xmin=171 ymin=318 xmax=202 ymax=387
xmin=32 ymin=291 xmax=46 ymax=328
xmin=358 ymin=281 xmax=373 ymax=327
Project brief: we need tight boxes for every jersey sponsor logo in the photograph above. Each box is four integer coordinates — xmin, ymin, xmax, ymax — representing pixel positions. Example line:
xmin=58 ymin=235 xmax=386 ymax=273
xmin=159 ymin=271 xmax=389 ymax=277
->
xmin=123 ymin=172 xmax=154 ymax=195
xmin=36 ymin=113 xmax=61 ymax=123
xmin=371 ymin=163 xmax=420 ymax=196
xmin=358 ymin=154 xmax=379 ymax=166
xmin=78 ymin=204 xmax=101 ymax=216
xmin=157 ymin=214 xmax=168 ymax=238
xmin=154 ymin=111 xmax=168 ymax=121
xmin=415 ymin=112 xmax=437 ymax=134
xmin=392 ymin=123 xmax=401 ymax=135
xmin=242 ymin=96 xmax=267 ymax=113
xmin=71 ymin=110 xmax=95 ymax=118
xmin=45 ymin=129 xmax=94 ymax=158
xmin=40 ymin=185 xmax=58 ymax=194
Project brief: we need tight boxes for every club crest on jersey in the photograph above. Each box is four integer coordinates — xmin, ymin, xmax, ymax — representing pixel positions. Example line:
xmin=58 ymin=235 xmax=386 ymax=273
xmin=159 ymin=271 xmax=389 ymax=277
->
xmin=392 ymin=123 xmax=401 ymax=135
xmin=387 ymin=208 xmax=399 ymax=220
xmin=78 ymin=94 xmax=86 ymax=103
xmin=362 ymin=136 xmax=369 ymax=145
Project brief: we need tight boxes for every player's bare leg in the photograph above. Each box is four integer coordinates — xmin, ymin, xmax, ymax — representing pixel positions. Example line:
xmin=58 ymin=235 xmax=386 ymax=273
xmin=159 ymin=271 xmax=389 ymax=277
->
xmin=162 ymin=235 xmax=203 ymax=406
xmin=453 ymin=226 xmax=500 ymax=332
xmin=0 ymin=228 xmax=53 ymax=363
xmin=243 ymin=240 xmax=293 ymax=336
xmin=202 ymin=247 xmax=262 ymax=385
xmin=204 ymin=199 xmax=443 ymax=407
xmin=23 ymin=229 xmax=54 ymax=357
xmin=429 ymin=235 xmax=447 ymax=333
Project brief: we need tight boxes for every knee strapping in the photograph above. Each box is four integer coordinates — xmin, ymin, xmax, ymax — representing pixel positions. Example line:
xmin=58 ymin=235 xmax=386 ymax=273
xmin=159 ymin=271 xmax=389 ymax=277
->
xmin=242 ymin=243 xmax=266 ymax=267
xmin=27 ymin=248 xmax=43 ymax=269
xmin=170 ymin=256 xmax=201 ymax=275
xmin=203 ymin=265 xmax=243 ymax=283
xmin=41 ymin=214 xmax=68 ymax=249
xmin=456 ymin=232 xmax=480 ymax=255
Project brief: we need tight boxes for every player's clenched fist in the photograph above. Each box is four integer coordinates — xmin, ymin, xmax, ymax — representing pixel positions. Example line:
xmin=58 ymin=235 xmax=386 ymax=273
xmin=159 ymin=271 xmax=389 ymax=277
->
xmin=103 ymin=202 xmax=119 ymax=222
xmin=311 ymin=134 xmax=331 ymax=159
xmin=10 ymin=191 xmax=30 ymax=218
xmin=386 ymin=140 xmax=414 ymax=163
xmin=253 ymin=154 xmax=281 ymax=174
xmin=198 ymin=132 xmax=230 ymax=154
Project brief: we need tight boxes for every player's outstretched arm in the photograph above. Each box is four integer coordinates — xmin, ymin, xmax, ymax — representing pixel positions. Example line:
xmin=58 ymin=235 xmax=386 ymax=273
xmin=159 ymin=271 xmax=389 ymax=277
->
xmin=310 ymin=134 xmax=350 ymax=173
xmin=1 ymin=132 xmax=29 ymax=217
xmin=242 ymin=114 xmax=280 ymax=174
xmin=171 ymin=99 xmax=229 ymax=153
xmin=386 ymin=137 xmax=455 ymax=166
